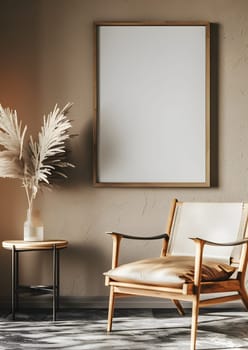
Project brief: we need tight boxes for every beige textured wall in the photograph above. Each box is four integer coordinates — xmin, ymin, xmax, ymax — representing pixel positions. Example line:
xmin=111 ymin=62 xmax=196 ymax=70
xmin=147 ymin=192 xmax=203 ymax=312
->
xmin=1 ymin=0 xmax=248 ymax=302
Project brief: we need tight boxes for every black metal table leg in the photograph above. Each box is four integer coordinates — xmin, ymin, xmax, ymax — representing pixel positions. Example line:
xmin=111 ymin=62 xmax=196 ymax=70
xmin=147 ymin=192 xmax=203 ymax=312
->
xmin=15 ymin=250 xmax=19 ymax=312
xmin=56 ymin=249 xmax=60 ymax=311
xmin=52 ymin=244 xmax=58 ymax=321
xmin=11 ymin=246 xmax=17 ymax=320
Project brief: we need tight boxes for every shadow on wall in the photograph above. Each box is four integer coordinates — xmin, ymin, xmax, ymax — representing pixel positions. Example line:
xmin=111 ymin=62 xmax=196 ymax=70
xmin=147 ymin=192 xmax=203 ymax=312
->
xmin=0 ymin=0 xmax=42 ymax=123
xmin=53 ymin=118 xmax=93 ymax=189
xmin=71 ymin=118 xmax=93 ymax=186
xmin=56 ymin=243 xmax=107 ymax=296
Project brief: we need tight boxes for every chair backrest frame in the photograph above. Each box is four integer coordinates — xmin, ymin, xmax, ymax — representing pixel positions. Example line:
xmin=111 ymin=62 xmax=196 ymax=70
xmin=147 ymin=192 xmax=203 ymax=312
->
xmin=162 ymin=199 xmax=248 ymax=265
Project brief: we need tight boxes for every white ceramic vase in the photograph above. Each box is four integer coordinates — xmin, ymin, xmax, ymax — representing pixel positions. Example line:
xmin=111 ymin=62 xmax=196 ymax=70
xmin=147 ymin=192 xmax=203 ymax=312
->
xmin=24 ymin=208 xmax=44 ymax=241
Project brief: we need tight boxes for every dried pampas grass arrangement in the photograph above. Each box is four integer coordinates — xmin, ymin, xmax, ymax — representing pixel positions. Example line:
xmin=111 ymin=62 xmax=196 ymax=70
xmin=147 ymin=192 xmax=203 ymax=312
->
xmin=0 ymin=103 xmax=74 ymax=212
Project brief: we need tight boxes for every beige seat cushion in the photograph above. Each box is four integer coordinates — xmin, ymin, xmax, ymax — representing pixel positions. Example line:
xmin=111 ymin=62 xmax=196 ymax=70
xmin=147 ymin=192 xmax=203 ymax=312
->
xmin=104 ymin=256 xmax=236 ymax=287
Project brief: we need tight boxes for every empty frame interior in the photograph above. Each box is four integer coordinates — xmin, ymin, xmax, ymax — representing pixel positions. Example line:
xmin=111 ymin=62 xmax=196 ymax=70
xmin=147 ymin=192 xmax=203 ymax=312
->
xmin=94 ymin=22 xmax=210 ymax=187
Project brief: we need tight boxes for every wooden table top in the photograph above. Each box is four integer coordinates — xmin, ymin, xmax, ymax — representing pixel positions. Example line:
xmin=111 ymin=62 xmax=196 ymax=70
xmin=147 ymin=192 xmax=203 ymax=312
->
xmin=2 ymin=240 xmax=68 ymax=250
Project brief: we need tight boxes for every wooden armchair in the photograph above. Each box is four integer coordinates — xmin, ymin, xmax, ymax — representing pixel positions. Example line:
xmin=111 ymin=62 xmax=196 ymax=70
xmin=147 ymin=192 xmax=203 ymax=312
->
xmin=104 ymin=199 xmax=248 ymax=350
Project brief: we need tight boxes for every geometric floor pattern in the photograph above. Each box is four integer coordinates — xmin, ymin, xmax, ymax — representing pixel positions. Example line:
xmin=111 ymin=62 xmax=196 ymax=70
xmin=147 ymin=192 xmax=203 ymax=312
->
xmin=0 ymin=308 xmax=247 ymax=349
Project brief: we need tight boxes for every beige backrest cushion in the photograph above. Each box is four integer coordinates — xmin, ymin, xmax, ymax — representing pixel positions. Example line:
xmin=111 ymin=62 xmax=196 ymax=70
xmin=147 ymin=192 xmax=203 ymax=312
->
xmin=104 ymin=256 xmax=236 ymax=287
xmin=168 ymin=202 xmax=248 ymax=263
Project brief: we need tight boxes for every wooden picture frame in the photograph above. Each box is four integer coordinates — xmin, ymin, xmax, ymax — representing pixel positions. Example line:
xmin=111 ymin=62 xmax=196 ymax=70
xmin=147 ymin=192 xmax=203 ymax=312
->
xmin=93 ymin=21 xmax=210 ymax=187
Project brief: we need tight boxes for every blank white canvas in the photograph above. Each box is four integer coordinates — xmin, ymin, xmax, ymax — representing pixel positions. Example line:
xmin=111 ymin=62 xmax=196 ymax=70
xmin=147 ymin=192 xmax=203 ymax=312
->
xmin=98 ymin=25 xmax=206 ymax=183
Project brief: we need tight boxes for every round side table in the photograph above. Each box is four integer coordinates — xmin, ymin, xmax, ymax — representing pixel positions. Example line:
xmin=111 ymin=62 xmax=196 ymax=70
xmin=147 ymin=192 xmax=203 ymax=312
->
xmin=2 ymin=240 xmax=68 ymax=321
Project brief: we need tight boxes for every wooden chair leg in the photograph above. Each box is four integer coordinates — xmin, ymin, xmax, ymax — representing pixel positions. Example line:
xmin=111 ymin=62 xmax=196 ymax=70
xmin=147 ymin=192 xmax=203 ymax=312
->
xmin=172 ymin=299 xmax=185 ymax=316
xmin=239 ymin=288 xmax=248 ymax=311
xmin=107 ymin=286 xmax=115 ymax=332
xmin=190 ymin=297 xmax=200 ymax=350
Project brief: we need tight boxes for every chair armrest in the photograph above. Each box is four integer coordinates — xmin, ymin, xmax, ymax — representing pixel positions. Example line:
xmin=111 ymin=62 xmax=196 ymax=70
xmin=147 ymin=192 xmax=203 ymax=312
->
xmin=190 ymin=237 xmax=248 ymax=247
xmin=190 ymin=237 xmax=248 ymax=287
xmin=106 ymin=232 xmax=169 ymax=241
xmin=106 ymin=232 xmax=169 ymax=269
